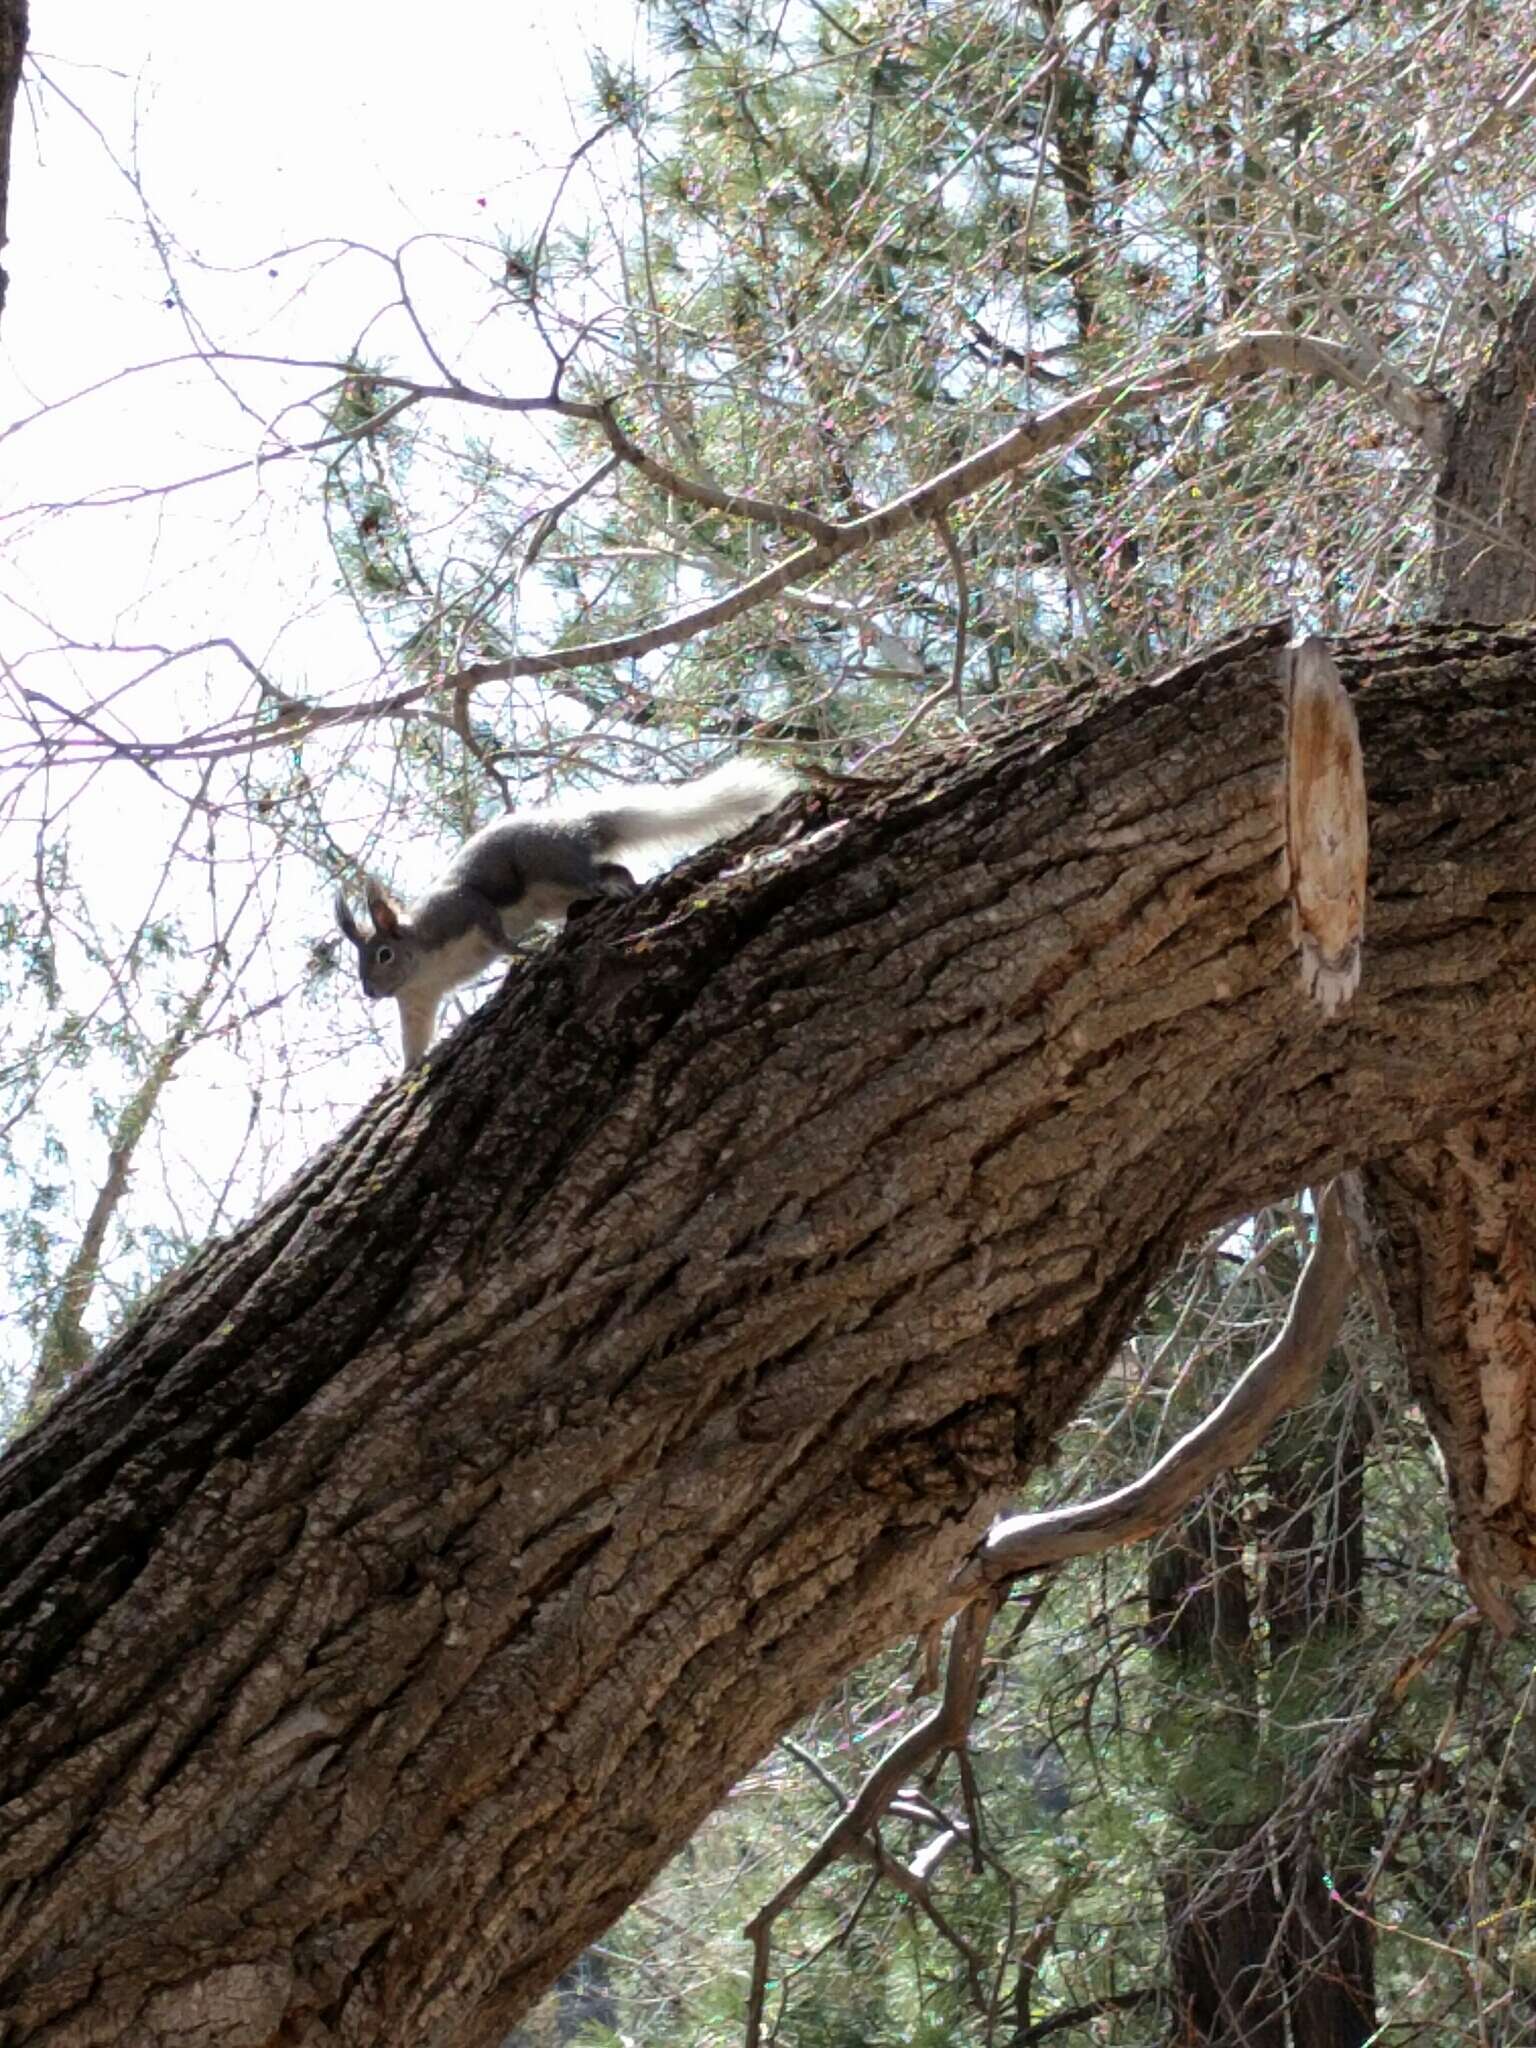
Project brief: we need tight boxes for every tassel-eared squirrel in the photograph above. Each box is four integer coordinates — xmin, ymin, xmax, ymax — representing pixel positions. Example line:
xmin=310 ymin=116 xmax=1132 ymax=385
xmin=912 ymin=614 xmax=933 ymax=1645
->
xmin=336 ymin=757 xmax=795 ymax=1066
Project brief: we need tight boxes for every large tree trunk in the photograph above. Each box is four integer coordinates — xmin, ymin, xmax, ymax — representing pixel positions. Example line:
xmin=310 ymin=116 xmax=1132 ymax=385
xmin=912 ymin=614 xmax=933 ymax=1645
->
xmin=1152 ymin=1496 xmax=1286 ymax=2048
xmin=1372 ymin=286 xmax=1536 ymax=1630
xmin=1432 ymin=289 xmax=1536 ymax=623
xmin=6 ymin=621 xmax=1536 ymax=2047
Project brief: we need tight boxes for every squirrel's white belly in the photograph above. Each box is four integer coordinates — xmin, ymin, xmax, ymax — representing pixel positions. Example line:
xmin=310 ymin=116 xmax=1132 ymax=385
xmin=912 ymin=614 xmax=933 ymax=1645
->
xmin=420 ymin=927 xmax=503 ymax=999
xmin=502 ymin=881 xmax=585 ymax=932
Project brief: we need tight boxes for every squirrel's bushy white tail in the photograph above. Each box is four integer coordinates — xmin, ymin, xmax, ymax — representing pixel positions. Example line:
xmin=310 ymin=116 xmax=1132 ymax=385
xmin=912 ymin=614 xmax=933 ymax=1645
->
xmin=587 ymin=758 xmax=796 ymax=858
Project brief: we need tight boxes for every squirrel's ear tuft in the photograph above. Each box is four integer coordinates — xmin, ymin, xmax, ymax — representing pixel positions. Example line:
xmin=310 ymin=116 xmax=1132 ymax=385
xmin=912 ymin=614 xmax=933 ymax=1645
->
xmin=364 ymin=881 xmax=403 ymax=938
xmin=334 ymin=891 xmax=363 ymax=945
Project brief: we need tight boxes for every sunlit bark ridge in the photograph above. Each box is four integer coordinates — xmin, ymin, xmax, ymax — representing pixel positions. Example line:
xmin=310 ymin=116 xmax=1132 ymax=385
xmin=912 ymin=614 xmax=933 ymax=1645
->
xmin=4 ymin=620 xmax=1536 ymax=2047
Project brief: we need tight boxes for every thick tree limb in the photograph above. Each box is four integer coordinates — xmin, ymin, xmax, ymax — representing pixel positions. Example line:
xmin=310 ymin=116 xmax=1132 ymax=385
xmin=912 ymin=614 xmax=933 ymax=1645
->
xmin=5 ymin=622 xmax=1536 ymax=2046
xmin=1383 ymin=282 xmax=1536 ymax=1634
xmin=1369 ymin=1118 xmax=1536 ymax=1636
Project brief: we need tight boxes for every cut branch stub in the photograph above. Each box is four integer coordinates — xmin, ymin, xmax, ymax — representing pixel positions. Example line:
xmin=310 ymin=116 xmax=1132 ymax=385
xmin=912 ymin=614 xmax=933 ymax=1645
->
xmin=1283 ymin=637 xmax=1368 ymax=1017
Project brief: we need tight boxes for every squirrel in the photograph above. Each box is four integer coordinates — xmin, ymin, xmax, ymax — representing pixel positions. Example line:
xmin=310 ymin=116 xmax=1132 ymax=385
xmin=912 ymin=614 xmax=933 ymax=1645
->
xmin=335 ymin=757 xmax=796 ymax=1066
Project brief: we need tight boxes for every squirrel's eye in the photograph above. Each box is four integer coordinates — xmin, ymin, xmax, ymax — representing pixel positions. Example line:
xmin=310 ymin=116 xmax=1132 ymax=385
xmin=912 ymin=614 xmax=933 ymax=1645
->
xmin=376 ymin=945 xmax=395 ymax=965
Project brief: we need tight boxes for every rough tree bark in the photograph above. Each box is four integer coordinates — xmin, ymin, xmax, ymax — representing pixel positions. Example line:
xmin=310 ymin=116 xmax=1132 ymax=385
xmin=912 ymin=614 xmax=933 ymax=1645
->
xmin=1433 ymin=287 xmax=1536 ymax=625
xmin=1369 ymin=287 xmax=1536 ymax=1631
xmin=5 ymin=621 xmax=1536 ymax=2047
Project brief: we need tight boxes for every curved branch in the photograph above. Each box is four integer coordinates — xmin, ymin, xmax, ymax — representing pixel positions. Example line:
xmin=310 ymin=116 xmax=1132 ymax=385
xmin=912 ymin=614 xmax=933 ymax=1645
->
xmin=956 ymin=1180 xmax=1356 ymax=1587
xmin=593 ymin=398 xmax=842 ymax=544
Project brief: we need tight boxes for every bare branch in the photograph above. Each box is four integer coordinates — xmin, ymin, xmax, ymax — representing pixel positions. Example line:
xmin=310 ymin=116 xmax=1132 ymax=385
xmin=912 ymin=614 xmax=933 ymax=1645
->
xmin=77 ymin=328 xmax=1451 ymax=767
xmin=521 ymin=455 xmax=622 ymax=573
xmin=932 ymin=507 xmax=969 ymax=707
xmin=592 ymin=399 xmax=842 ymax=544
xmin=957 ymin=1180 xmax=1356 ymax=1585
xmin=744 ymin=1590 xmax=1003 ymax=2048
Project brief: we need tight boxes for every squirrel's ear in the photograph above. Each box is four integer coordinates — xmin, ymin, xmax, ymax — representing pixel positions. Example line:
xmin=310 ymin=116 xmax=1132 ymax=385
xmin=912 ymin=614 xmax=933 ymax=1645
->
xmin=365 ymin=881 xmax=403 ymax=938
xmin=334 ymin=891 xmax=364 ymax=945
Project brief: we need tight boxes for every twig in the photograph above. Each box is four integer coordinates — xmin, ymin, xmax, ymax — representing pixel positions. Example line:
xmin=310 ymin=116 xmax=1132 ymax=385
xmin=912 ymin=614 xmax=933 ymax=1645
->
xmin=932 ymin=506 xmax=970 ymax=708
xmin=743 ymin=1590 xmax=1001 ymax=2048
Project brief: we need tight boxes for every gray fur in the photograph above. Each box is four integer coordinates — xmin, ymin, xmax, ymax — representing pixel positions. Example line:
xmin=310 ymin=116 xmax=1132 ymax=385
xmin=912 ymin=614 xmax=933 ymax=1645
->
xmin=336 ymin=757 xmax=794 ymax=1066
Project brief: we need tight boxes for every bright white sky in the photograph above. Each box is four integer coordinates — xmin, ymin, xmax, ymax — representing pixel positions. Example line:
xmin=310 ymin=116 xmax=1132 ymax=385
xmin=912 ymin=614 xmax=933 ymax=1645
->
xmin=14 ymin=1 xmax=628 ymax=337
xmin=0 ymin=0 xmax=642 ymax=1368
xmin=5 ymin=0 xmax=634 ymax=629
